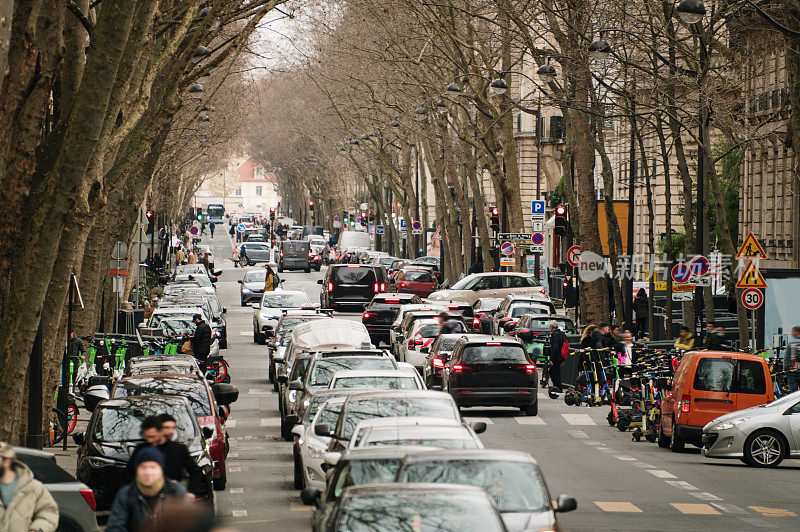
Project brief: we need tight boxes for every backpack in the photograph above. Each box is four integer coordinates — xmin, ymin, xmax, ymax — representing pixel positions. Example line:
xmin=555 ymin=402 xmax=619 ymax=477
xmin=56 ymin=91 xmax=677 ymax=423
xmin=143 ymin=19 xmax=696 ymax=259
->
xmin=560 ymin=335 xmax=570 ymax=360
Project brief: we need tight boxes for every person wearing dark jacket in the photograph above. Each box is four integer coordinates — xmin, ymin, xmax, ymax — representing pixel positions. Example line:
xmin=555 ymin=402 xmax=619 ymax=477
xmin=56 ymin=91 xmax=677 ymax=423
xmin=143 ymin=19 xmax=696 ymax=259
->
xmin=632 ymin=288 xmax=649 ymax=339
xmin=127 ymin=416 xmax=205 ymax=497
xmin=592 ymin=323 xmax=615 ymax=349
xmin=548 ymin=321 xmax=567 ymax=391
xmin=107 ymin=447 xmax=188 ymax=532
xmin=190 ymin=314 xmax=212 ymax=365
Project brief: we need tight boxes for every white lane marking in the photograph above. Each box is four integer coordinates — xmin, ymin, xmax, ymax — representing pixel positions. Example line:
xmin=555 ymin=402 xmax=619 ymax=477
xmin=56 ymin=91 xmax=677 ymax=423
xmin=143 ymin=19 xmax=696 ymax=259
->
xmin=239 ymin=331 xmax=251 ymax=336
xmin=647 ymin=469 xmax=677 ymax=479
xmin=613 ymin=455 xmax=638 ymax=461
xmin=229 ymin=488 xmax=244 ymax=494
xmin=566 ymin=430 xmax=588 ymax=438
xmin=514 ymin=416 xmax=545 ymax=425
xmin=665 ymin=480 xmax=698 ymax=490
xmin=598 ymin=447 xmax=615 ymax=453
xmin=228 ymin=453 xmax=239 ymax=459
xmin=226 ymin=420 xmax=237 ymax=428
xmin=690 ymin=492 xmax=722 ymax=501
xmin=737 ymin=518 xmax=776 ymax=529
xmin=712 ymin=503 xmax=748 ymax=514
xmin=228 ymin=466 xmax=242 ymax=472
xmin=583 ymin=441 xmax=601 ymax=445
xmin=463 ymin=417 xmax=493 ymax=425
xmin=261 ymin=418 xmax=281 ymax=427
xmin=561 ymin=414 xmax=596 ymax=425
xmin=632 ymin=462 xmax=655 ymax=468
xmin=232 ymin=510 xmax=248 ymax=517
xmin=249 ymin=389 xmax=270 ymax=395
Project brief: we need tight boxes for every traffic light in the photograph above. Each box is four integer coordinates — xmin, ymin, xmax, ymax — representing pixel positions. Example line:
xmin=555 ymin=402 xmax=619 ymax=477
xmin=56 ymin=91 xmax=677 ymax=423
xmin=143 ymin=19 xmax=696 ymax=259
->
xmin=269 ymin=208 xmax=276 ymax=221
xmin=489 ymin=206 xmax=499 ymax=232
xmin=145 ymin=210 xmax=154 ymax=234
xmin=276 ymin=201 xmax=281 ymax=214
xmin=554 ymin=204 xmax=569 ymax=236
xmin=309 ymin=201 xmax=315 ymax=210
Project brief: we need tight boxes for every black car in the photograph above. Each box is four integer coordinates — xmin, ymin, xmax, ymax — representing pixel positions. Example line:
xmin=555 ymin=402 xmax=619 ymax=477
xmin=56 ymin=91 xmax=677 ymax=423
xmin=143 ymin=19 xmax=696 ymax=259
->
xmin=422 ymin=333 xmax=463 ymax=389
xmin=362 ymin=293 xmax=422 ymax=345
xmin=74 ymin=395 xmax=214 ymax=510
xmin=443 ymin=335 xmax=538 ymax=416
xmin=319 ymin=264 xmax=389 ymax=310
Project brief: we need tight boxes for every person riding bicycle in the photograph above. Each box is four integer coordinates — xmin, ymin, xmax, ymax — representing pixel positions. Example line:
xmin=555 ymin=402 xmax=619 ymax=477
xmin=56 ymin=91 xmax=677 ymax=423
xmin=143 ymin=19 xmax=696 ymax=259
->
xmin=190 ymin=314 xmax=212 ymax=366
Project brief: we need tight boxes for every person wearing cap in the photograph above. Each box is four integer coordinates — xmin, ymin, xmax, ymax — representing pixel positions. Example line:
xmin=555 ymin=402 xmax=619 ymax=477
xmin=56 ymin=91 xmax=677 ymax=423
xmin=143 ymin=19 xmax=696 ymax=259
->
xmin=107 ymin=447 xmax=188 ymax=532
xmin=0 ymin=442 xmax=58 ymax=532
xmin=190 ymin=314 xmax=212 ymax=366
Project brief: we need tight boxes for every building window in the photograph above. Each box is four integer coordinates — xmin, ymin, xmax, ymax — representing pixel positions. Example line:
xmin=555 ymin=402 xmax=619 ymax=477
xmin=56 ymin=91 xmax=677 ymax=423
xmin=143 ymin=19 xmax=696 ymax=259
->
xmin=255 ymin=186 xmax=263 ymax=196
xmin=233 ymin=187 xmax=241 ymax=196
xmin=550 ymin=116 xmax=565 ymax=139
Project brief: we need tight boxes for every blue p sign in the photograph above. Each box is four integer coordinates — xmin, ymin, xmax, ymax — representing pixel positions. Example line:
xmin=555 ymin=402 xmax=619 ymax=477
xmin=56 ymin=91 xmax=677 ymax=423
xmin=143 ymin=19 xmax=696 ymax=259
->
xmin=531 ymin=200 xmax=546 ymax=215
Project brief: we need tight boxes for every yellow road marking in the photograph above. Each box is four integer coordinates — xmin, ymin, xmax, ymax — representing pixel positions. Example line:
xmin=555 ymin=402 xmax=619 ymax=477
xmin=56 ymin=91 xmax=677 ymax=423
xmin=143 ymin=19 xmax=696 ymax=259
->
xmin=594 ymin=502 xmax=642 ymax=513
xmin=749 ymin=506 xmax=798 ymax=517
xmin=671 ymin=503 xmax=720 ymax=515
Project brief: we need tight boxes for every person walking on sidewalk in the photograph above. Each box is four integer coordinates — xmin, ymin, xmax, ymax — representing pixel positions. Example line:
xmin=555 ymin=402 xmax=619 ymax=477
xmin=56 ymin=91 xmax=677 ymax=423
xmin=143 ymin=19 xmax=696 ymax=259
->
xmin=632 ymin=288 xmax=649 ymax=339
xmin=548 ymin=321 xmax=567 ymax=391
xmin=0 ymin=443 xmax=59 ymax=532
xmin=209 ymin=222 xmax=215 ymax=238
xmin=674 ymin=326 xmax=695 ymax=351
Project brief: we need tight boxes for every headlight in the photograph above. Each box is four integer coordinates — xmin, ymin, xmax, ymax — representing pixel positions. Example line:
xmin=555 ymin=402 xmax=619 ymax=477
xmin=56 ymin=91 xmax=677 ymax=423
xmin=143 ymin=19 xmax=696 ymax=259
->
xmin=288 ymin=390 xmax=297 ymax=403
xmin=242 ymin=288 xmax=251 ymax=293
xmin=302 ymin=397 xmax=311 ymax=409
xmin=87 ymin=456 xmax=121 ymax=467
xmin=714 ymin=417 xmax=750 ymax=431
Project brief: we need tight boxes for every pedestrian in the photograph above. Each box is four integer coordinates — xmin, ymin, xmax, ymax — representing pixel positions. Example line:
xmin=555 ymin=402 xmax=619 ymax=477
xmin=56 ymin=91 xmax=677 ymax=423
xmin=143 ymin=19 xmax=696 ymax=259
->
xmin=200 ymin=221 xmax=206 ymax=235
xmin=633 ymin=288 xmax=649 ymax=339
xmin=128 ymin=416 xmax=204 ymax=496
xmin=548 ymin=320 xmax=567 ymax=391
xmin=784 ymin=326 xmax=800 ymax=392
xmin=107 ymin=447 xmax=189 ymax=532
xmin=322 ymin=244 xmax=331 ymax=266
xmin=0 ymin=442 xmax=59 ymax=532
xmin=232 ymin=245 xmax=240 ymax=268
xmin=67 ymin=331 xmax=84 ymax=362
xmin=190 ymin=314 xmax=212 ymax=366
xmin=706 ymin=326 xmax=731 ymax=351
xmin=674 ymin=326 xmax=695 ymax=351
xmin=144 ymin=299 xmax=155 ymax=319
xmin=437 ymin=312 xmax=466 ymax=335
xmin=592 ymin=323 xmax=612 ymax=349
xmin=228 ymin=225 xmax=235 ymax=237
xmin=187 ymin=249 xmax=197 ymax=264
xmin=579 ymin=325 xmax=596 ymax=349
xmin=468 ymin=258 xmax=484 ymax=274
xmin=209 ymin=222 xmax=215 ymax=238
xmin=264 ymin=264 xmax=278 ymax=291
xmin=617 ymin=331 xmax=634 ymax=366
xmin=176 ymin=247 xmax=185 ymax=266
xmin=703 ymin=321 xmax=716 ymax=348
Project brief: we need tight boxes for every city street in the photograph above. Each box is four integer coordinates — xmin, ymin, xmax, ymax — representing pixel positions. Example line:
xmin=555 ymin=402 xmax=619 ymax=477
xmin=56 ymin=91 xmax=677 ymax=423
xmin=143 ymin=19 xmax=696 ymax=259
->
xmin=202 ymin=231 xmax=800 ymax=531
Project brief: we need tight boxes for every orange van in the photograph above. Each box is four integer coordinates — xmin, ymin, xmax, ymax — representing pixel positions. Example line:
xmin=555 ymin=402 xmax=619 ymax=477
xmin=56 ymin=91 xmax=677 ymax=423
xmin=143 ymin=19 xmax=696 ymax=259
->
xmin=659 ymin=351 xmax=774 ymax=452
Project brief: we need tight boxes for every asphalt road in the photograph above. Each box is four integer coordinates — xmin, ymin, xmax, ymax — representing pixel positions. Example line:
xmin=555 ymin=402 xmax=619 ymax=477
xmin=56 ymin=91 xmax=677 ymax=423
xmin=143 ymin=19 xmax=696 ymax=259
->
xmin=203 ymin=229 xmax=800 ymax=531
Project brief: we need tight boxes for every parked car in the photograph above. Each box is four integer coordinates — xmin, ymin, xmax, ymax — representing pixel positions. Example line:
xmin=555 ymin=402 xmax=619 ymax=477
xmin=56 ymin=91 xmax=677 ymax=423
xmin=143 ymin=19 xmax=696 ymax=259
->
xmin=319 ymin=264 xmax=390 ymax=310
xmin=268 ymin=312 xmax=330 ymax=385
xmin=292 ymin=395 xmax=349 ymax=491
xmin=660 ymin=350 xmax=774 ymax=451
xmin=238 ymin=268 xmax=269 ymax=305
xmin=702 ymin=390 xmax=800 ymax=467
xmin=15 ymin=446 xmax=100 ymax=532
xmin=362 ymin=293 xmax=423 ymax=346
xmin=351 ymin=418 xmax=484 ymax=450
xmin=428 ymin=272 xmax=545 ymax=306
xmin=279 ymin=240 xmax=311 ymax=272
xmin=391 ymin=268 xmax=438 ymax=297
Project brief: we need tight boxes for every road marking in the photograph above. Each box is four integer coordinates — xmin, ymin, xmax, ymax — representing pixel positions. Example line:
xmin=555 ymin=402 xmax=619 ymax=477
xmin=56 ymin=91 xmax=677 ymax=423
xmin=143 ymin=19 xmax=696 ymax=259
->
xmin=671 ymin=503 xmax=720 ymax=515
xmin=261 ymin=418 xmax=281 ymax=427
xmin=290 ymin=502 xmax=314 ymax=512
xmin=514 ymin=416 xmax=545 ymax=425
xmin=566 ymin=430 xmax=588 ymax=438
xmin=712 ymin=503 xmax=748 ymax=514
xmin=749 ymin=506 xmax=798 ymax=517
xmin=594 ymin=502 xmax=642 ymax=513
xmin=537 ymin=393 xmax=548 ymax=399
xmin=228 ymin=466 xmax=242 ymax=472
xmin=561 ymin=414 xmax=595 ymax=425
xmin=690 ymin=492 xmax=722 ymax=501
xmin=229 ymin=488 xmax=244 ymax=494
xmin=232 ymin=510 xmax=248 ymax=517
xmin=665 ymin=480 xmax=698 ymax=490
xmin=249 ymin=389 xmax=270 ymax=395
xmin=228 ymin=453 xmax=238 ymax=459
xmin=583 ymin=441 xmax=601 ymax=445
xmin=647 ymin=470 xmax=676 ymax=479
xmin=463 ymin=417 xmax=493 ymax=425
xmin=226 ymin=420 xmax=237 ymax=428
xmin=598 ymin=447 xmax=615 ymax=453
xmin=632 ymin=462 xmax=655 ymax=468
xmin=738 ymin=517 xmax=778 ymax=528
xmin=613 ymin=455 xmax=638 ymax=461
xmin=239 ymin=331 xmax=251 ymax=336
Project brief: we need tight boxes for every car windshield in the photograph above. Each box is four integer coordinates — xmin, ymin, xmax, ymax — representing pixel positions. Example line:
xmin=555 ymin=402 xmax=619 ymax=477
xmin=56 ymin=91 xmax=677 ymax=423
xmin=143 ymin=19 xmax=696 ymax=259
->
xmin=404 ymin=271 xmax=433 ymax=282
xmin=150 ymin=312 xmax=195 ymax=327
xmin=331 ymin=459 xmax=402 ymax=499
xmin=475 ymin=299 xmax=502 ymax=311
xmin=277 ymin=317 xmax=320 ymax=337
xmin=510 ymin=305 xmax=549 ymax=317
xmin=450 ymin=276 xmax=477 ymax=290
xmin=315 ymin=401 xmax=345 ymax=427
xmin=417 ymin=324 xmax=442 ymax=338
xmin=342 ymin=397 xmax=458 ymax=438
xmin=378 ymin=257 xmax=396 ymax=266
xmin=435 ymin=338 xmax=459 ymax=353
xmin=244 ymin=270 xmax=266 ymax=282
xmin=160 ymin=318 xmax=195 ymax=337
xmin=333 ymin=267 xmax=377 ymax=285
xmin=113 ymin=378 xmax=213 ymax=417
xmin=461 ymin=345 xmax=528 ymax=364
xmin=261 ymin=293 xmax=310 ymax=308
xmin=363 ymin=427 xmax=477 ymax=449
xmin=332 ymin=376 xmax=420 ymax=390
xmin=526 ymin=318 xmax=575 ymax=331
xmin=174 ymin=274 xmax=211 ymax=287
xmin=309 ymin=358 xmax=395 ymax=387
xmin=94 ymin=402 xmax=196 ymax=442
xmin=337 ymin=492 xmax=504 ymax=532
xmin=398 ymin=460 xmax=549 ymax=512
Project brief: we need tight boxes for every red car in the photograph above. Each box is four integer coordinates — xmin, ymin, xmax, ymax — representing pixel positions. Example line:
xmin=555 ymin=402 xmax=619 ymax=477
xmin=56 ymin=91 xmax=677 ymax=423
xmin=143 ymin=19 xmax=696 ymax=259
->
xmin=111 ymin=374 xmax=239 ymax=490
xmin=392 ymin=268 xmax=438 ymax=297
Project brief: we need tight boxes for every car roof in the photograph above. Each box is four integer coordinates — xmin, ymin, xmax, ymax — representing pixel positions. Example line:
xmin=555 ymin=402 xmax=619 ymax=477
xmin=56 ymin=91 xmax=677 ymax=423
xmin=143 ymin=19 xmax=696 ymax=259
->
xmin=355 ymin=417 xmax=464 ymax=430
xmin=129 ymin=354 xmax=196 ymax=364
xmin=685 ymin=350 xmax=767 ymax=362
xmin=332 ymin=369 xmax=417 ymax=379
xmin=344 ymin=483 xmax=489 ymax=497
xmin=316 ymin=349 xmax=389 ymax=357
xmin=400 ymin=448 xmax=535 ymax=463
xmin=473 ymin=271 xmax=535 ymax=277
xmin=120 ymin=374 xmax=206 ymax=383
xmin=456 ymin=334 xmax=519 ymax=344
xmin=505 ymin=294 xmax=551 ymax=303
xmin=97 ymin=394 xmax=193 ymax=408
xmin=341 ymin=446 xmax=437 ymax=461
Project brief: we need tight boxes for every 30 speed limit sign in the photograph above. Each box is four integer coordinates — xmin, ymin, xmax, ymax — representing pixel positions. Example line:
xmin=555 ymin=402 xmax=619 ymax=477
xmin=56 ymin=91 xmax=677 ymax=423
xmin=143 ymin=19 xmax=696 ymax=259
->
xmin=741 ymin=288 xmax=764 ymax=310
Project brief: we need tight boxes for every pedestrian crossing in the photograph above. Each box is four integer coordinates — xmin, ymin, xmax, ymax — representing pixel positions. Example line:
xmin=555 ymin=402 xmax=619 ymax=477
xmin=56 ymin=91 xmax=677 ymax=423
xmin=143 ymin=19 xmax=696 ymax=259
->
xmin=593 ymin=501 xmax=797 ymax=518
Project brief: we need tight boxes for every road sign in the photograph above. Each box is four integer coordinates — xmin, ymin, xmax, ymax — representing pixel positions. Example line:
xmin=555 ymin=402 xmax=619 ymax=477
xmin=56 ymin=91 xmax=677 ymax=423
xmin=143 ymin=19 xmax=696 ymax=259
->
xmin=498 ymin=233 xmax=531 ymax=241
xmin=741 ymin=288 xmax=764 ymax=310
xmin=529 ymin=245 xmax=544 ymax=253
xmin=112 ymin=241 xmax=128 ymax=261
xmin=112 ymin=275 xmax=125 ymax=294
xmin=567 ymin=245 xmax=581 ymax=267
xmin=736 ymin=261 xmax=768 ymax=289
xmin=356 ymin=217 xmax=362 ymax=224
xmin=189 ymin=226 xmax=199 ymax=236
xmin=671 ymin=263 xmax=691 ymax=284
xmin=736 ymin=232 xmax=767 ymax=260
xmin=376 ymin=225 xmax=384 ymax=235
xmin=333 ymin=214 xmax=340 ymax=222
xmin=412 ymin=220 xmax=422 ymax=230
xmin=689 ymin=255 xmax=710 ymax=276
xmin=531 ymin=221 xmax=543 ymax=232
xmin=500 ymin=258 xmax=516 ymax=267
xmin=672 ymin=290 xmax=694 ymax=302
xmin=500 ymin=241 xmax=515 ymax=256
xmin=333 ymin=221 xmax=341 ymax=229
xmin=400 ymin=218 xmax=406 ymax=228
xmin=531 ymin=232 xmax=544 ymax=245
xmin=531 ymin=200 xmax=546 ymax=215
xmin=237 ymin=223 xmax=246 ymax=233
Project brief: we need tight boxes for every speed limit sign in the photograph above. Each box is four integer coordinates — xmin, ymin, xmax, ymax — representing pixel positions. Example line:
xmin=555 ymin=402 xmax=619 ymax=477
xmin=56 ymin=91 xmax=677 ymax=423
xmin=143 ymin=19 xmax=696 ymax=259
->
xmin=741 ymin=288 xmax=764 ymax=310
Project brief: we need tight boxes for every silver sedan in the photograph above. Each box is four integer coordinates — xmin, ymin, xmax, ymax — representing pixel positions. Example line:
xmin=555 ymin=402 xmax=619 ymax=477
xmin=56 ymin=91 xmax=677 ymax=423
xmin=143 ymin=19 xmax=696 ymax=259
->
xmin=702 ymin=390 xmax=800 ymax=467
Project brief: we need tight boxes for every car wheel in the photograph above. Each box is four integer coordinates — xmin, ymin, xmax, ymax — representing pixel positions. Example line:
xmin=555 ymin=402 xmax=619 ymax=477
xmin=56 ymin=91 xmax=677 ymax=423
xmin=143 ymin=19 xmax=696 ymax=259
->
xmin=657 ymin=426 xmax=670 ymax=448
xmin=213 ymin=461 xmax=227 ymax=491
xmin=281 ymin=415 xmax=292 ymax=441
xmin=253 ymin=329 xmax=260 ymax=344
xmin=744 ymin=429 xmax=785 ymax=468
xmin=523 ymin=401 xmax=538 ymax=416
xmin=269 ymin=362 xmax=275 ymax=383
xmin=293 ymin=449 xmax=304 ymax=490
xmin=669 ymin=431 xmax=685 ymax=453
xmin=305 ymin=267 xmax=311 ymax=273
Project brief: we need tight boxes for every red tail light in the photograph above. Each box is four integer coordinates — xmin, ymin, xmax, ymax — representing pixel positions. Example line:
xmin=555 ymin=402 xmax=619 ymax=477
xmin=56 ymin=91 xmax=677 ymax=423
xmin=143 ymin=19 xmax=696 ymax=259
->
xmin=308 ymin=252 xmax=313 ymax=257
xmin=380 ymin=283 xmax=386 ymax=292
xmin=447 ymin=305 xmax=460 ymax=310
xmin=314 ymin=255 xmax=321 ymax=260
xmin=400 ymin=282 xmax=406 ymax=288
xmin=374 ymin=283 xmax=379 ymax=292
xmin=680 ymin=394 xmax=691 ymax=413
xmin=385 ymin=299 xmax=400 ymax=303
xmin=408 ymin=338 xmax=423 ymax=348
xmin=472 ymin=318 xmax=481 ymax=330
xmin=327 ymin=282 xmax=334 ymax=292
xmin=432 ymin=358 xmax=444 ymax=369
xmin=363 ymin=311 xmax=376 ymax=320
xmin=519 ymin=364 xmax=537 ymax=374
xmin=80 ymin=489 xmax=97 ymax=511
xmin=486 ymin=342 xmax=502 ymax=346
xmin=452 ymin=363 xmax=469 ymax=374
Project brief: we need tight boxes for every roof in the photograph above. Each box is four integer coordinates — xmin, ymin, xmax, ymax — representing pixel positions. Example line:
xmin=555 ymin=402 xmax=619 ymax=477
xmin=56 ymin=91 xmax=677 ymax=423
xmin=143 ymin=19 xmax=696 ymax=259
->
xmin=331 ymin=369 xmax=417 ymax=379
xmin=291 ymin=319 xmax=371 ymax=350
xmin=235 ymin=156 xmax=276 ymax=183
xmin=456 ymin=334 xmax=519 ymax=344
xmin=341 ymin=446 xmax=438 ymax=461
xmin=684 ymin=350 xmax=767 ymax=361
xmin=400 ymin=448 xmax=535 ymax=463
xmin=343 ymin=483 xmax=488 ymax=497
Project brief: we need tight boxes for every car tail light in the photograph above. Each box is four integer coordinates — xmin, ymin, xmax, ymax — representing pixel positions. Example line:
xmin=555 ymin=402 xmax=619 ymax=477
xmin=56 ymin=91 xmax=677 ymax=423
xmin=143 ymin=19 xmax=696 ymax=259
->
xmin=486 ymin=342 xmax=502 ymax=346
xmin=400 ymin=282 xmax=406 ymax=287
xmin=380 ymin=283 xmax=386 ymax=292
xmin=519 ymin=364 xmax=536 ymax=374
xmin=447 ymin=305 xmax=460 ymax=310
xmin=327 ymin=282 xmax=334 ymax=293
xmin=347 ymin=264 xmax=359 ymax=268
xmin=432 ymin=358 xmax=444 ymax=369
xmin=472 ymin=318 xmax=481 ymax=330
xmin=308 ymin=251 xmax=313 ymax=257
xmin=80 ymin=489 xmax=97 ymax=511
xmin=452 ymin=363 xmax=469 ymax=374
xmin=680 ymin=394 xmax=691 ymax=413
xmin=363 ymin=312 xmax=376 ymax=320
xmin=408 ymin=338 xmax=423 ymax=348
xmin=374 ymin=282 xmax=385 ymax=292
xmin=314 ymin=255 xmax=321 ymax=260
xmin=385 ymin=299 xmax=400 ymax=303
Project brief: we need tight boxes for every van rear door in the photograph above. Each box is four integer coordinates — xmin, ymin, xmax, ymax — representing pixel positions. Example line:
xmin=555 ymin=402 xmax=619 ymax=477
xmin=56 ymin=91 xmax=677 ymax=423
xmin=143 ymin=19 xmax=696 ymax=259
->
xmin=690 ymin=356 xmax=735 ymax=426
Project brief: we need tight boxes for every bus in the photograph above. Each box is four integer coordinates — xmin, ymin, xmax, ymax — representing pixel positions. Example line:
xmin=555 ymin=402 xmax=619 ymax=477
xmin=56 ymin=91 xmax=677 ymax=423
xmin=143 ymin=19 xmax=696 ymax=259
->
xmin=206 ymin=203 xmax=225 ymax=223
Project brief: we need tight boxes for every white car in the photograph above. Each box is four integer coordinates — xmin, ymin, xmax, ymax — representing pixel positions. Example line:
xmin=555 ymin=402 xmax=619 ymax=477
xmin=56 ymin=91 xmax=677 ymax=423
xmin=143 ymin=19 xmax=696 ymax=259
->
xmin=347 ymin=417 xmax=485 ymax=451
xmin=493 ymin=294 xmax=556 ymax=334
xmin=428 ymin=272 xmax=545 ymax=306
xmin=389 ymin=303 xmax=446 ymax=352
xmin=171 ymin=273 xmax=215 ymax=294
xmin=252 ymin=290 xmax=313 ymax=344
xmin=328 ymin=369 xmax=424 ymax=391
xmin=292 ymin=396 xmax=348 ymax=491
xmin=397 ymin=319 xmax=443 ymax=369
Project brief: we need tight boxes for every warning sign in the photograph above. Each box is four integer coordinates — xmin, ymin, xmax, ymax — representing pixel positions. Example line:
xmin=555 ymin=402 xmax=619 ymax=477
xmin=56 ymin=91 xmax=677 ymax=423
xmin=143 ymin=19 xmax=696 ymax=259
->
xmin=736 ymin=261 xmax=768 ymax=289
xmin=736 ymin=232 xmax=767 ymax=260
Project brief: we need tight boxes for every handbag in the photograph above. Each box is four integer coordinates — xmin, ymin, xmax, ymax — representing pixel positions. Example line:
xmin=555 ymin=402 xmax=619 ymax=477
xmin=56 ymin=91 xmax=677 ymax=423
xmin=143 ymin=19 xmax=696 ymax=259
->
xmin=181 ymin=340 xmax=193 ymax=354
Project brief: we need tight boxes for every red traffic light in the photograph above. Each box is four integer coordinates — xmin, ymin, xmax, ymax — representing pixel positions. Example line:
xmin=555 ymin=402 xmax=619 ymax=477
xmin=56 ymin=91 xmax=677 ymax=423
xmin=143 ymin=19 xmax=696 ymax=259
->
xmin=555 ymin=205 xmax=567 ymax=217
xmin=270 ymin=207 xmax=275 ymax=212
xmin=309 ymin=201 xmax=315 ymax=207
xmin=145 ymin=210 xmax=153 ymax=219
xmin=490 ymin=207 xmax=499 ymax=216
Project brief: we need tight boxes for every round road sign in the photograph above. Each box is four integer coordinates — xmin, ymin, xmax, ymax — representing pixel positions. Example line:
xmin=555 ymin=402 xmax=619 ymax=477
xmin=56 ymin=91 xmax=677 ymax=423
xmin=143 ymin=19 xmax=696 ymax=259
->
xmin=671 ymin=263 xmax=691 ymax=284
xmin=412 ymin=220 xmax=422 ymax=231
xmin=500 ymin=241 xmax=514 ymax=256
xmin=567 ymin=245 xmax=581 ymax=267
xmin=333 ymin=214 xmax=340 ymax=222
xmin=237 ymin=223 xmax=246 ymax=232
xmin=189 ymin=226 xmax=199 ymax=236
xmin=741 ymin=288 xmax=764 ymax=310
xmin=531 ymin=232 xmax=544 ymax=245
xmin=356 ymin=217 xmax=362 ymax=224
xmin=689 ymin=255 xmax=710 ymax=276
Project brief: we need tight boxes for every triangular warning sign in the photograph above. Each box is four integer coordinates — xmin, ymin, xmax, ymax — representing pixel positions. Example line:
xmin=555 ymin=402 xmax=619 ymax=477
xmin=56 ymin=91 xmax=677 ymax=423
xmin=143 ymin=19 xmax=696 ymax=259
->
xmin=736 ymin=232 xmax=767 ymax=260
xmin=736 ymin=260 xmax=768 ymax=289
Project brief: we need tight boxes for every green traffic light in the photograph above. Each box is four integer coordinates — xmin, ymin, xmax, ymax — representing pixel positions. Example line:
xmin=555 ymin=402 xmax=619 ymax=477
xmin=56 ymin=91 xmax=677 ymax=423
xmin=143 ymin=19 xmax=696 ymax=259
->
xmin=350 ymin=221 xmax=356 ymax=227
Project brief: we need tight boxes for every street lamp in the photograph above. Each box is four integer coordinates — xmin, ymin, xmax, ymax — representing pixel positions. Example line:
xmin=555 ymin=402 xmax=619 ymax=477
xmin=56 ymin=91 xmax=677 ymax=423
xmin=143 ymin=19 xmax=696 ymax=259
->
xmin=676 ymin=0 xmax=706 ymax=24
xmin=435 ymin=99 xmax=448 ymax=114
xmin=536 ymin=61 xmax=557 ymax=83
xmin=445 ymin=83 xmax=463 ymax=98
xmin=488 ymin=78 xmax=509 ymax=96
xmin=414 ymin=106 xmax=428 ymax=122
xmin=588 ymin=39 xmax=612 ymax=61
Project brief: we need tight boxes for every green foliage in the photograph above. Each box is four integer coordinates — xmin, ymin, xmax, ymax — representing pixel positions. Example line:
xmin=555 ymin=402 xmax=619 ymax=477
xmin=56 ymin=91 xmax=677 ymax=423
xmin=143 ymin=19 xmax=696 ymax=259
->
xmin=708 ymin=139 xmax=741 ymax=249
xmin=657 ymin=231 xmax=685 ymax=258
xmin=549 ymin=177 xmax=564 ymax=207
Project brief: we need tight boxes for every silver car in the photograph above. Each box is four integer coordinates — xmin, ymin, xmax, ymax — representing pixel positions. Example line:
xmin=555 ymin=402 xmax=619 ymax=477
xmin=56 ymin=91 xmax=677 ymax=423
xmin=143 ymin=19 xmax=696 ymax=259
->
xmin=702 ymin=390 xmax=800 ymax=467
xmin=252 ymin=290 xmax=313 ymax=344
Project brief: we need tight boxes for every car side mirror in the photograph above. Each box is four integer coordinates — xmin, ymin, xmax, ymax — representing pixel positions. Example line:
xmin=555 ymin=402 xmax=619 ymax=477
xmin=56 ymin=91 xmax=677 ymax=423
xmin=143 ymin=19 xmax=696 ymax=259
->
xmin=300 ymin=487 xmax=322 ymax=507
xmin=210 ymin=277 xmax=217 ymax=284
xmin=314 ymin=423 xmax=333 ymax=437
xmin=237 ymin=280 xmax=243 ymax=284
xmin=222 ymin=307 xmax=227 ymax=314
xmin=316 ymin=279 xmax=324 ymax=285
xmin=323 ymin=452 xmax=341 ymax=466
xmin=291 ymin=425 xmax=305 ymax=439
xmin=503 ymin=321 xmax=517 ymax=332
xmin=289 ymin=379 xmax=303 ymax=390
xmin=212 ymin=383 xmax=239 ymax=405
xmin=72 ymin=432 xmax=85 ymax=446
xmin=202 ymin=426 xmax=214 ymax=439
xmin=469 ymin=421 xmax=487 ymax=434
xmin=554 ymin=495 xmax=577 ymax=513
xmin=251 ymin=303 xmax=260 ymax=309
xmin=214 ymin=270 xmax=223 ymax=276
